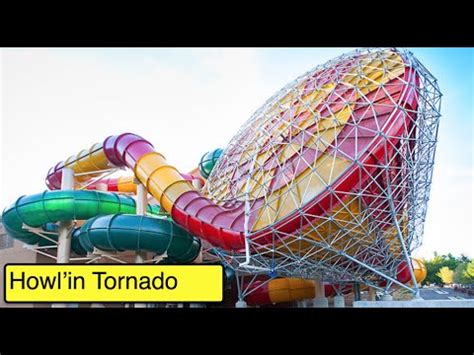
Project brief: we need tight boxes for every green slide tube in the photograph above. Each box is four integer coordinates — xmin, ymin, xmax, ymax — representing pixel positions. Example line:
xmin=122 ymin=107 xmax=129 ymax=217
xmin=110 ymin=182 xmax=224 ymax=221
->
xmin=77 ymin=214 xmax=200 ymax=263
xmin=2 ymin=190 xmax=200 ymax=261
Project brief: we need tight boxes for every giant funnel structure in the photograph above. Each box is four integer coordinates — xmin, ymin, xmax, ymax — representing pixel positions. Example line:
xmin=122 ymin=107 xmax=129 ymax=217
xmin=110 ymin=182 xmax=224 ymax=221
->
xmin=205 ymin=48 xmax=441 ymax=289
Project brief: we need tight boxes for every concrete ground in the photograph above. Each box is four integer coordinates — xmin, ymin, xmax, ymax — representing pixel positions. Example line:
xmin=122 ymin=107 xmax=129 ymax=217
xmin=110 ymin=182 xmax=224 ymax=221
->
xmin=354 ymin=286 xmax=474 ymax=307
xmin=419 ymin=286 xmax=474 ymax=300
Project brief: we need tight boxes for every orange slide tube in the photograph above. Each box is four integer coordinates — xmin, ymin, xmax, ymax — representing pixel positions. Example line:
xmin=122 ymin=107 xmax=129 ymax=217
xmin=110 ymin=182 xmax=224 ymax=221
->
xmin=245 ymin=278 xmax=316 ymax=305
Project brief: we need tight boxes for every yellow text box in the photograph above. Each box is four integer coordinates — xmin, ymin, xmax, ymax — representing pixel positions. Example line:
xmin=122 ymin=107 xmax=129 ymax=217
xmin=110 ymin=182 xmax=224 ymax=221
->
xmin=4 ymin=264 xmax=223 ymax=303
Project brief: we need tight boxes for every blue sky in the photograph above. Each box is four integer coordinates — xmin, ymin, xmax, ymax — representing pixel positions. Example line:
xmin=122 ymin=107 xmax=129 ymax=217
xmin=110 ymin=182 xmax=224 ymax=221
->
xmin=1 ymin=47 xmax=472 ymax=258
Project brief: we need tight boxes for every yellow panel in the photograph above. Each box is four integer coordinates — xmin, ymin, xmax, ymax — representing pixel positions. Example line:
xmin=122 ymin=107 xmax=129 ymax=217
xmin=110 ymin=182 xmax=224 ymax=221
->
xmin=161 ymin=181 xmax=195 ymax=212
xmin=59 ymin=143 xmax=110 ymax=185
xmin=412 ymin=258 xmax=427 ymax=284
xmin=383 ymin=212 xmax=409 ymax=254
xmin=252 ymin=153 xmax=350 ymax=231
xmin=239 ymin=101 xmax=351 ymax=230
xmin=234 ymin=82 xmax=338 ymax=200
xmin=268 ymin=278 xmax=315 ymax=303
xmin=88 ymin=143 xmax=110 ymax=170
xmin=134 ymin=152 xmax=168 ymax=182
xmin=342 ymin=51 xmax=404 ymax=98
xmin=117 ymin=176 xmax=137 ymax=193
xmin=135 ymin=152 xmax=193 ymax=213
xmin=274 ymin=194 xmax=369 ymax=261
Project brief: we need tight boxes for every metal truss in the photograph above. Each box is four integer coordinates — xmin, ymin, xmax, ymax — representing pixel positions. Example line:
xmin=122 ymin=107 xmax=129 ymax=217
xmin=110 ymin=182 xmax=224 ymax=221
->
xmin=204 ymin=48 xmax=441 ymax=298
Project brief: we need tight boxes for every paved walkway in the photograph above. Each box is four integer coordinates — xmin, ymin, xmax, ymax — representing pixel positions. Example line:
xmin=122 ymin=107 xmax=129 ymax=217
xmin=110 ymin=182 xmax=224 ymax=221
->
xmin=420 ymin=286 xmax=474 ymax=300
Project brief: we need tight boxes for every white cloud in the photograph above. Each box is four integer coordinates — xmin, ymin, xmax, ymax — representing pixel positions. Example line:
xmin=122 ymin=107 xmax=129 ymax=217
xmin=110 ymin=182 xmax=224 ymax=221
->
xmin=1 ymin=48 xmax=274 ymax=205
xmin=416 ymin=165 xmax=473 ymax=258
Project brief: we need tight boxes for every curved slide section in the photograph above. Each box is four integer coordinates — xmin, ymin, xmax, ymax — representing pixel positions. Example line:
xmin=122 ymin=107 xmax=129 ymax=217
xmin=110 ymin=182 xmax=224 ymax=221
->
xmin=86 ymin=176 xmax=137 ymax=193
xmin=105 ymin=133 xmax=246 ymax=250
xmin=412 ymin=258 xmax=427 ymax=284
xmin=199 ymin=148 xmax=223 ymax=179
xmin=45 ymin=144 xmax=204 ymax=193
xmin=245 ymin=278 xmax=316 ymax=305
xmin=2 ymin=190 xmax=147 ymax=246
xmin=244 ymin=278 xmax=355 ymax=305
xmin=79 ymin=133 xmax=247 ymax=250
xmin=45 ymin=142 xmax=111 ymax=190
xmin=244 ymin=268 xmax=425 ymax=305
xmin=85 ymin=174 xmax=205 ymax=193
xmin=1 ymin=190 xmax=200 ymax=262
xmin=394 ymin=258 xmax=427 ymax=285
xmin=77 ymin=214 xmax=200 ymax=263
xmin=44 ymin=133 xmax=246 ymax=250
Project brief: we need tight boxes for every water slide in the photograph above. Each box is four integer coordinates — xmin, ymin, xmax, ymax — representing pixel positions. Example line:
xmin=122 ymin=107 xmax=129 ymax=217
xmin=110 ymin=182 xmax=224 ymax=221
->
xmin=2 ymin=190 xmax=200 ymax=263
xmin=83 ymin=174 xmax=204 ymax=193
xmin=2 ymin=48 xmax=432 ymax=306
xmin=245 ymin=278 xmax=316 ymax=305
xmin=243 ymin=261 xmax=426 ymax=306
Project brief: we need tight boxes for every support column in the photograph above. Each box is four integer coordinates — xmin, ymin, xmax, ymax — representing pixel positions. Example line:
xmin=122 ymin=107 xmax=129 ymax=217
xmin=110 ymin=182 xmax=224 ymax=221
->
xmin=56 ymin=168 xmax=74 ymax=264
xmin=136 ymin=183 xmax=148 ymax=215
xmin=52 ymin=168 xmax=74 ymax=308
xmin=235 ymin=300 xmax=248 ymax=308
xmin=191 ymin=178 xmax=204 ymax=190
xmin=385 ymin=182 xmax=420 ymax=298
xmin=353 ymin=282 xmax=361 ymax=302
xmin=90 ymin=182 xmax=108 ymax=309
xmin=188 ymin=177 xmax=204 ymax=314
xmin=135 ymin=183 xmax=148 ymax=308
xmin=368 ymin=287 xmax=376 ymax=301
xmin=333 ymin=295 xmax=345 ymax=308
xmin=381 ymin=293 xmax=393 ymax=301
xmin=189 ymin=247 xmax=204 ymax=308
xmin=313 ymin=280 xmax=328 ymax=308
xmin=297 ymin=300 xmax=307 ymax=308
xmin=412 ymin=288 xmax=423 ymax=300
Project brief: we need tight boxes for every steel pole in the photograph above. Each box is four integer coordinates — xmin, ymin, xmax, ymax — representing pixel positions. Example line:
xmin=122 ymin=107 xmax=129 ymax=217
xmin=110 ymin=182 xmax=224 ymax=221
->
xmin=52 ymin=168 xmax=74 ymax=308
xmin=135 ymin=183 xmax=148 ymax=308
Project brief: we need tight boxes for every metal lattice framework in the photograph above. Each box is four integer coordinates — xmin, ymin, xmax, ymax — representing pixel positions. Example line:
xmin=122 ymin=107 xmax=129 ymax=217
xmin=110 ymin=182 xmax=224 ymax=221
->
xmin=202 ymin=48 xmax=441 ymax=295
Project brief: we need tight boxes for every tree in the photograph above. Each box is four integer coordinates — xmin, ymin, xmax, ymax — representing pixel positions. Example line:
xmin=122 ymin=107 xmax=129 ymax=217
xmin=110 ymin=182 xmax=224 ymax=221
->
xmin=466 ymin=260 xmax=474 ymax=278
xmin=443 ymin=253 xmax=459 ymax=271
xmin=423 ymin=253 xmax=447 ymax=285
xmin=453 ymin=263 xmax=469 ymax=284
xmin=422 ymin=253 xmax=472 ymax=286
xmin=458 ymin=254 xmax=471 ymax=264
xmin=453 ymin=260 xmax=474 ymax=285
xmin=436 ymin=266 xmax=453 ymax=284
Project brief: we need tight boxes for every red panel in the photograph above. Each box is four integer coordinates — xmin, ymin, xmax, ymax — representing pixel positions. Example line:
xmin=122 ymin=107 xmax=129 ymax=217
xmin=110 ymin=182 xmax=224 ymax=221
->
xmin=244 ymin=280 xmax=272 ymax=305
